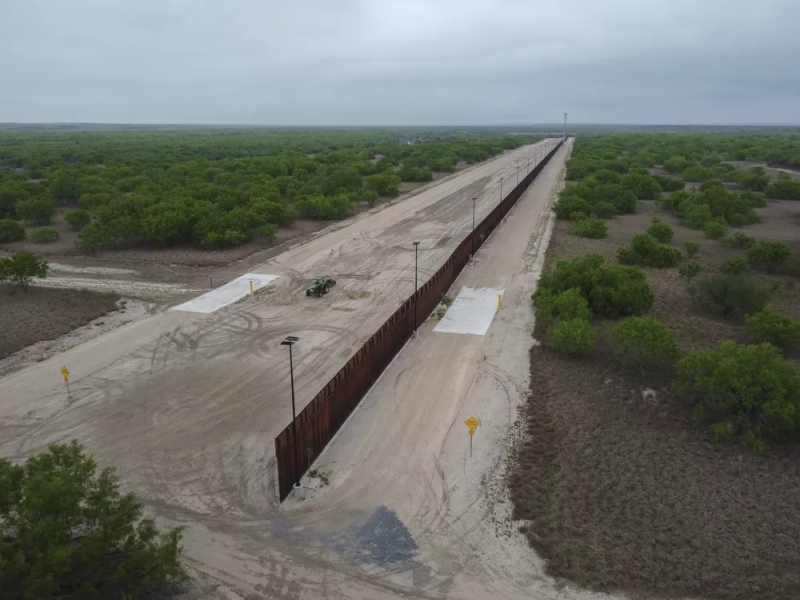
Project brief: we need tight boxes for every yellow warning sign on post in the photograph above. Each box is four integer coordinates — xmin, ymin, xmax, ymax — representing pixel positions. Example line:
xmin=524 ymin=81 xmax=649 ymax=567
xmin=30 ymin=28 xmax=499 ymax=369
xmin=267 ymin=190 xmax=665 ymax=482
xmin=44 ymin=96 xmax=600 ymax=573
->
xmin=60 ymin=366 xmax=70 ymax=382
xmin=465 ymin=416 xmax=479 ymax=435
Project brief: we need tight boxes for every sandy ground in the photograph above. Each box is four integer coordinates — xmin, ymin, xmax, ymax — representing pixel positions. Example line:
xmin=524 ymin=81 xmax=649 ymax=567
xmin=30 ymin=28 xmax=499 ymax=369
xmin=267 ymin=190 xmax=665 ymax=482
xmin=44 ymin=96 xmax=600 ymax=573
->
xmin=0 ymin=139 xmax=596 ymax=599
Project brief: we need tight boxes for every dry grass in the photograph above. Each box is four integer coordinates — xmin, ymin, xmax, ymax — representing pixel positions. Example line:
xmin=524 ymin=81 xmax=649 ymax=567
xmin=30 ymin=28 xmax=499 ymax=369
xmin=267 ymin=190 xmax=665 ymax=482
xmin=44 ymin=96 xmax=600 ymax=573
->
xmin=0 ymin=284 xmax=121 ymax=359
xmin=509 ymin=199 xmax=800 ymax=600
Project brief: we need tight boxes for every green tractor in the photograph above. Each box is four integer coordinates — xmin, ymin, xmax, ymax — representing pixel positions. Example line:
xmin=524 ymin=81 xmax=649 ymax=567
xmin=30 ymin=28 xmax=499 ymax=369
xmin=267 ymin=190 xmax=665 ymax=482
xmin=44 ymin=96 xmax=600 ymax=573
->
xmin=306 ymin=276 xmax=336 ymax=297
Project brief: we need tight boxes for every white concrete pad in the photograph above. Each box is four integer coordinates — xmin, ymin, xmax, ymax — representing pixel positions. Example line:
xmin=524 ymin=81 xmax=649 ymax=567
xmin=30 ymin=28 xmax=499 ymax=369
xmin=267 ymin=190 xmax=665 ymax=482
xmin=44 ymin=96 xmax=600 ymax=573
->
xmin=170 ymin=273 xmax=279 ymax=314
xmin=433 ymin=286 xmax=505 ymax=336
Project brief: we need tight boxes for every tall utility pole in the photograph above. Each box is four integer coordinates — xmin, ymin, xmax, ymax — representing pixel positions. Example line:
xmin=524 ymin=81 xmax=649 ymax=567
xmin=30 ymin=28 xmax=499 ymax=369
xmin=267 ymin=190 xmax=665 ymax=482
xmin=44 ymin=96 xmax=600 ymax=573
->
xmin=413 ymin=242 xmax=420 ymax=337
xmin=470 ymin=197 xmax=476 ymax=263
xmin=280 ymin=336 xmax=301 ymax=495
xmin=563 ymin=112 xmax=567 ymax=141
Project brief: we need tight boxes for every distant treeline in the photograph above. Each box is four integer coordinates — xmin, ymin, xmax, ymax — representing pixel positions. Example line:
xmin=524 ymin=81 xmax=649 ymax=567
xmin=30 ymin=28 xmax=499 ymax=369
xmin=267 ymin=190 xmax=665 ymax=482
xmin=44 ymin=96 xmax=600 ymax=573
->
xmin=0 ymin=130 xmax=542 ymax=250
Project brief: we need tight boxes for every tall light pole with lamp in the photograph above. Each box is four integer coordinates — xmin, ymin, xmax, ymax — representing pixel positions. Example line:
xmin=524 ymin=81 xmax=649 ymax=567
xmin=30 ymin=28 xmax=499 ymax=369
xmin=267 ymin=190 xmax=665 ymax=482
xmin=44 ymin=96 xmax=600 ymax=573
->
xmin=413 ymin=241 xmax=420 ymax=337
xmin=280 ymin=335 xmax=302 ymax=497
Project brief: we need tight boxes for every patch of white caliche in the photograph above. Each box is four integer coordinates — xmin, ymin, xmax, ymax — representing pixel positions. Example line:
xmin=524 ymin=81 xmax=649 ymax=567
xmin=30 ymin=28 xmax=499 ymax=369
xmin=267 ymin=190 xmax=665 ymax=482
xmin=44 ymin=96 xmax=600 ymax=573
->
xmin=433 ymin=286 xmax=505 ymax=336
xmin=171 ymin=273 xmax=280 ymax=314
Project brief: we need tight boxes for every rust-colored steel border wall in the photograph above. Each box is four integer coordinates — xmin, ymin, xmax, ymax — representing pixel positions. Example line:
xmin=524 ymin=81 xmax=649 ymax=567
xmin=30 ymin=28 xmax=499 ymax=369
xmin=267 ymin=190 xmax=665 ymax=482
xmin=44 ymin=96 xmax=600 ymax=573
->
xmin=275 ymin=141 xmax=563 ymax=500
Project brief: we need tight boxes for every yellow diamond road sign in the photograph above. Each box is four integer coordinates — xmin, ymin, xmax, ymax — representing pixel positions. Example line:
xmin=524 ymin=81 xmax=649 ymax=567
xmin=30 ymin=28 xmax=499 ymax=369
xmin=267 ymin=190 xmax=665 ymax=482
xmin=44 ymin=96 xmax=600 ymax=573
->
xmin=465 ymin=417 xmax=479 ymax=433
xmin=60 ymin=366 xmax=70 ymax=380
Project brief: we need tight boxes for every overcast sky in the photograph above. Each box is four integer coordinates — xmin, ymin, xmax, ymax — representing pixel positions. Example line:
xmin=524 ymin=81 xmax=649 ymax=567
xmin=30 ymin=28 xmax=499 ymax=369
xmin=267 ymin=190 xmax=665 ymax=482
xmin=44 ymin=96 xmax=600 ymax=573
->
xmin=1 ymin=0 xmax=798 ymax=125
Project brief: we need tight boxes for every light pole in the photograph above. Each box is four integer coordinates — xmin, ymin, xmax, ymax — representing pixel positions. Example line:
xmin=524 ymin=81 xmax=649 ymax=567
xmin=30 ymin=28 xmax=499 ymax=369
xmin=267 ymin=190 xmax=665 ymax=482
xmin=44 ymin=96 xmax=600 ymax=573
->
xmin=280 ymin=335 xmax=301 ymax=495
xmin=564 ymin=112 xmax=567 ymax=141
xmin=470 ymin=197 xmax=476 ymax=263
xmin=413 ymin=241 xmax=420 ymax=337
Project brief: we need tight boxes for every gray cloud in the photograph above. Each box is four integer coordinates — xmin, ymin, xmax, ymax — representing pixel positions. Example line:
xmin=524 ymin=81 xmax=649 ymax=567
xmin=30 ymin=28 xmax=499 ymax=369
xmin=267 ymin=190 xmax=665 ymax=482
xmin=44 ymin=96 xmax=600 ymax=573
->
xmin=1 ymin=0 xmax=799 ymax=124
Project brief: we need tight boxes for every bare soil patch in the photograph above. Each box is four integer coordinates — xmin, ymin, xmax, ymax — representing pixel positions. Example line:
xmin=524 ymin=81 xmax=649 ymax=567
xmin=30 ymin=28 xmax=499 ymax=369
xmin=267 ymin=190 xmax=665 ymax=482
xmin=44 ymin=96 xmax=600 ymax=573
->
xmin=0 ymin=284 xmax=121 ymax=359
xmin=510 ymin=201 xmax=800 ymax=600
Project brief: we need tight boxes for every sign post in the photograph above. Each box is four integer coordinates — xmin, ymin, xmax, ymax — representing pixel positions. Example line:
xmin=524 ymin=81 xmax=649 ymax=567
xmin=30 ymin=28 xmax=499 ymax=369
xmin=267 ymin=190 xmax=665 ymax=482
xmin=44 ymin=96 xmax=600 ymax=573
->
xmin=465 ymin=416 xmax=479 ymax=457
xmin=60 ymin=366 xmax=71 ymax=399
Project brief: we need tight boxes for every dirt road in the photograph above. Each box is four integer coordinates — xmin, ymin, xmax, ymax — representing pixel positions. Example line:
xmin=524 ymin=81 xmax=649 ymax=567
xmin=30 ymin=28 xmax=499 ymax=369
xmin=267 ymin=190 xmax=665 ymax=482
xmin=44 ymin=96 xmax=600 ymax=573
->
xmin=0 ymin=141 xmax=585 ymax=596
xmin=253 ymin=139 xmax=607 ymax=600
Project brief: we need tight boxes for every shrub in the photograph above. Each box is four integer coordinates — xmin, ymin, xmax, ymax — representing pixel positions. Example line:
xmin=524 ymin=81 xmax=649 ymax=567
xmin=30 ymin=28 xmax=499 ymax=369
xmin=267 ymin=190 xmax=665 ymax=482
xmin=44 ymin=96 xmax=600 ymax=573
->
xmin=618 ymin=233 xmax=682 ymax=268
xmin=0 ymin=441 xmax=185 ymax=599
xmin=546 ymin=318 xmax=595 ymax=355
xmin=611 ymin=316 xmax=680 ymax=373
xmin=702 ymin=219 xmax=728 ymax=240
xmin=65 ymin=208 xmax=91 ymax=231
xmin=572 ymin=218 xmax=607 ymax=238
xmin=724 ymin=231 xmax=756 ymax=249
xmin=764 ymin=179 xmax=800 ymax=200
xmin=682 ymin=166 xmax=713 ymax=182
xmin=683 ymin=240 xmax=701 ymax=258
xmin=569 ymin=211 xmax=588 ymax=221
xmin=16 ymin=196 xmax=55 ymax=225
xmin=535 ymin=253 xmax=654 ymax=318
xmin=782 ymin=254 xmax=800 ymax=278
xmin=674 ymin=341 xmax=800 ymax=451
xmin=30 ymin=226 xmax=60 ymax=244
xmin=534 ymin=288 xmax=592 ymax=325
xmin=646 ymin=217 xmax=674 ymax=242
xmin=689 ymin=274 xmax=770 ymax=320
xmin=0 ymin=251 xmax=48 ymax=291
xmin=75 ymin=224 xmax=110 ymax=252
xmin=678 ymin=261 xmax=702 ymax=280
xmin=592 ymin=201 xmax=618 ymax=218
xmin=660 ymin=190 xmax=691 ymax=211
xmin=553 ymin=195 xmax=591 ymax=220
xmin=721 ymin=257 xmax=747 ymax=275
xmin=0 ymin=218 xmax=25 ymax=242
xmin=747 ymin=240 xmax=791 ymax=272
xmin=745 ymin=309 xmax=800 ymax=351
xmin=252 ymin=223 xmax=278 ymax=243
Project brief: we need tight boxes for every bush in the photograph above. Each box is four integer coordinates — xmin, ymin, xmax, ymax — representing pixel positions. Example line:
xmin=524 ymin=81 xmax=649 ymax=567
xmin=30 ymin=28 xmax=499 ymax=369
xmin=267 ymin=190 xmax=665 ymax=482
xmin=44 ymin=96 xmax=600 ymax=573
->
xmin=721 ymin=256 xmax=747 ymax=275
xmin=0 ymin=251 xmax=48 ymax=291
xmin=252 ymin=223 xmax=278 ymax=243
xmin=689 ymin=274 xmax=770 ymax=320
xmin=723 ymin=231 xmax=756 ymax=249
xmin=591 ymin=201 xmax=618 ymax=218
xmin=682 ymin=166 xmax=713 ymax=182
xmin=75 ymin=224 xmax=110 ymax=252
xmin=535 ymin=253 xmax=654 ymax=318
xmin=646 ymin=217 xmax=674 ymax=242
xmin=745 ymin=309 xmax=800 ymax=352
xmin=533 ymin=288 xmax=592 ymax=326
xmin=611 ymin=316 xmax=680 ymax=372
xmin=546 ymin=318 xmax=595 ymax=355
xmin=747 ymin=240 xmax=791 ymax=272
xmin=702 ymin=219 xmax=728 ymax=240
xmin=569 ymin=211 xmax=588 ymax=221
xmin=678 ymin=261 xmax=702 ymax=280
xmin=553 ymin=195 xmax=591 ymax=220
xmin=0 ymin=218 xmax=25 ymax=242
xmin=572 ymin=218 xmax=607 ymax=238
xmin=30 ymin=226 xmax=60 ymax=244
xmin=16 ymin=196 xmax=55 ymax=225
xmin=782 ymin=254 xmax=800 ymax=278
xmin=618 ymin=233 xmax=682 ymax=268
xmin=683 ymin=240 xmax=701 ymax=258
xmin=764 ymin=179 xmax=800 ymax=200
xmin=65 ymin=208 xmax=91 ymax=231
xmin=0 ymin=441 xmax=185 ymax=599
xmin=674 ymin=341 xmax=800 ymax=451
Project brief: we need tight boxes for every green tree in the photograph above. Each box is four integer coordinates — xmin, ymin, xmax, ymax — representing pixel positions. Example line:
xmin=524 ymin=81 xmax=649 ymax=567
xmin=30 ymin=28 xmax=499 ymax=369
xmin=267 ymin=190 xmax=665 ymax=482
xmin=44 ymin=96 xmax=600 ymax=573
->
xmin=721 ymin=257 xmax=747 ymax=275
xmin=0 ymin=441 xmax=184 ymax=599
xmin=689 ymin=274 xmax=770 ymax=320
xmin=646 ymin=217 xmax=674 ymax=242
xmin=31 ymin=227 xmax=60 ymax=244
xmin=546 ymin=318 xmax=595 ymax=355
xmin=75 ymin=225 xmax=111 ymax=252
xmin=0 ymin=219 xmax=25 ymax=243
xmin=674 ymin=341 xmax=800 ymax=452
xmin=0 ymin=251 xmax=48 ymax=291
xmin=747 ymin=240 xmax=791 ymax=272
xmin=683 ymin=240 xmax=701 ymax=258
xmin=611 ymin=316 xmax=680 ymax=373
xmin=16 ymin=196 xmax=56 ymax=225
xmin=571 ymin=218 xmax=607 ymax=238
xmin=745 ymin=309 xmax=800 ymax=352
xmin=65 ymin=209 xmax=91 ymax=231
